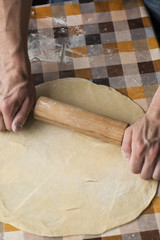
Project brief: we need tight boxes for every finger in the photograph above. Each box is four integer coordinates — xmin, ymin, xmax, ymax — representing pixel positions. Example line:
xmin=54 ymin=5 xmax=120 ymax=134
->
xmin=129 ymin=136 xmax=146 ymax=174
xmin=121 ymin=127 xmax=132 ymax=161
xmin=0 ymin=112 xmax=6 ymax=131
xmin=152 ymin=158 xmax=160 ymax=180
xmin=140 ymin=142 xmax=159 ymax=180
xmin=12 ymin=97 xmax=32 ymax=132
xmin=1 ymin=99 xmax=21 ymax=131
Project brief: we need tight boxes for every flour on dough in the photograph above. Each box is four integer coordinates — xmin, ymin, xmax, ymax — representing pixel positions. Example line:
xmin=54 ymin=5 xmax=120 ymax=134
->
xmin=0 ymin=78 xmax=158 ymax=237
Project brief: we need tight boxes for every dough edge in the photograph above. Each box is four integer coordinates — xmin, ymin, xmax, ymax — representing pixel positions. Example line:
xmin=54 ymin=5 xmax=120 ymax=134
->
xmin=2 ymin=182 xmax=158 ymax=237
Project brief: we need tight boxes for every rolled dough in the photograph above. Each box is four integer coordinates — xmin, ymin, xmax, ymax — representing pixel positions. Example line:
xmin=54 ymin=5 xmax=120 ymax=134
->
xmin=0 ymin=78 xmax=158 ymax=237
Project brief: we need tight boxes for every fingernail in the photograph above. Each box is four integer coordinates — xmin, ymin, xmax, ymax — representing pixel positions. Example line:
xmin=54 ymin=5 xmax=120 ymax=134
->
xmin=12 ymin=123 xmax=23 ymax=132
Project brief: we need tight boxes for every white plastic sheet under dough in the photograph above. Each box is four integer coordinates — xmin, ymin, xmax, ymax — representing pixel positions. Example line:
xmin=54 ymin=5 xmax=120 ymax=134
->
xmin=0 ymin=78 xmax=158 ymax=237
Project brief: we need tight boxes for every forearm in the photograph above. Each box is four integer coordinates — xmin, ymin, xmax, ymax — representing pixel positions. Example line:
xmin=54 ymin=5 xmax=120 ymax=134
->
xmin=0 ymin=0 xmax=35 ymax=132
xmin=0 ymin=0 xmax=32 ymax=68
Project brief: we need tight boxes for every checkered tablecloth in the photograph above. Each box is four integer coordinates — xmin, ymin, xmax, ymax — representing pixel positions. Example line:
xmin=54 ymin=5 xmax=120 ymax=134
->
xmin=1 ymin=0 xmax=160 ymax=239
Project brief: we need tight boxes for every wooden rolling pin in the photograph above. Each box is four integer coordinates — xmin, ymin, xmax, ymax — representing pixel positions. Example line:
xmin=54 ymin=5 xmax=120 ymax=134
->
xmin=34 ymin=96 xmax=129 ymax=146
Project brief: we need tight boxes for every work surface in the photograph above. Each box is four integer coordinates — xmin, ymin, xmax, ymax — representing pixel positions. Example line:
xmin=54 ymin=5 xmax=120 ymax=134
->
xmin=1 ymin=0 xmax=160 ymax=239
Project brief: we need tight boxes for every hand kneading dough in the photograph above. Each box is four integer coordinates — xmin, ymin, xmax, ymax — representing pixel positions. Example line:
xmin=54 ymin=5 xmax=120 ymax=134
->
xmin=0 ymin=78 xmax=158 ymax=237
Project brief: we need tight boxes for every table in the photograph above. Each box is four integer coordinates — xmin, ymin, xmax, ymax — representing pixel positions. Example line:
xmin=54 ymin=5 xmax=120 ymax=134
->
xmin=0 ymin=0 xmax=160 ymax=239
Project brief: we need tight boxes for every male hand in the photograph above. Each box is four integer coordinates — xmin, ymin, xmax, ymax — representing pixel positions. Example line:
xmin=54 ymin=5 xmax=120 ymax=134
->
xmin=122 ymin=114 xmax=160 ymax=180
xmin=0 ymin=56 xmax=36 ymax=132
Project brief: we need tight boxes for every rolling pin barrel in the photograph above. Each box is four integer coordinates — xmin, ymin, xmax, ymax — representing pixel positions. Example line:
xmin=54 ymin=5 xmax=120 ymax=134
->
xmin=34 ymin=97 xmax=129 ymax=146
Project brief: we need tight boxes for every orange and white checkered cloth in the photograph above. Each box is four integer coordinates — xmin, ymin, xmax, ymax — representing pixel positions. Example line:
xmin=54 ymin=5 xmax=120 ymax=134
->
xmin=1 ymin=0 xmax=160 ymax=239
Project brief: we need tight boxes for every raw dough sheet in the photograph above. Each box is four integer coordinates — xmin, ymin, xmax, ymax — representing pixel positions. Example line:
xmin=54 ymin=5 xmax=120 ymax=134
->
xmin=0 ymin=78 xmax=158 ymax=237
